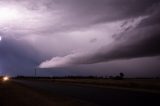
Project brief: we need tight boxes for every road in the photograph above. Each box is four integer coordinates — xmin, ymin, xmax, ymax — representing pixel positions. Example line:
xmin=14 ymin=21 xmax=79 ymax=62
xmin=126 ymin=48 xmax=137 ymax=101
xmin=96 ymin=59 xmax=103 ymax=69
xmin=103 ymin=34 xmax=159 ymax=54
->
xmin=13 ymin=79 xmax=160 ymax=106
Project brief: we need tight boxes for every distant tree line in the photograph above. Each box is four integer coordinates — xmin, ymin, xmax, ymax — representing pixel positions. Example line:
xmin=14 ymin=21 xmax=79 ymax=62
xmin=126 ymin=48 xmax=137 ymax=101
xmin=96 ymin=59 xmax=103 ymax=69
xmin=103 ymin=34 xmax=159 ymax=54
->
xmin=14 ymin=72 xmax=126 ymax=80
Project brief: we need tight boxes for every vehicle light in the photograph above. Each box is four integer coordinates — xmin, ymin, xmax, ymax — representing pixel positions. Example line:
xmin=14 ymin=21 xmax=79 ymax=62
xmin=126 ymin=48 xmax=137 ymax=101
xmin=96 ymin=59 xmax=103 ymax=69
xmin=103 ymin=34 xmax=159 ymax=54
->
xmin=3 ymin=76 xmax=9 ymax=81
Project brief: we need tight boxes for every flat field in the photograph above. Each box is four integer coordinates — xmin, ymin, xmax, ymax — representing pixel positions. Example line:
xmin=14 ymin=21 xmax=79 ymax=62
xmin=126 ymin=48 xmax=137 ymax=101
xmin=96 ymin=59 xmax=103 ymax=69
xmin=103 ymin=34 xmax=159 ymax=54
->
xmin=45 ymin=78 xmax=160 ymax=92
xmin=0 ymin=79 xmax=160 ymax=106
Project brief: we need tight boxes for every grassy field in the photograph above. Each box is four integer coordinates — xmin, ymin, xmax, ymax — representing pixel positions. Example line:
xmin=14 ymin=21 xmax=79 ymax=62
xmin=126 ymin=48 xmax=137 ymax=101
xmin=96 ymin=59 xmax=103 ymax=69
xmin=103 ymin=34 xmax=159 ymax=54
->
xmin=1 ymin=78 xmax=160 ymax=105
xmin=50 ymin=78 xmax=160 ymax=92
xmin=0 ymin=80 xmax=96 ymax=106
xmin=13 ymin=76 xmax=160 ymax=92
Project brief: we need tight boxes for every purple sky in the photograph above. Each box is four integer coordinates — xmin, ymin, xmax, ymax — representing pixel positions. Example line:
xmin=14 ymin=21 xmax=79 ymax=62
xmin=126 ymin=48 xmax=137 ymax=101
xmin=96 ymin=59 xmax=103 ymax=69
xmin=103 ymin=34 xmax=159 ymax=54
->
xmin=0 ymin=0 xmax=160 ymax=77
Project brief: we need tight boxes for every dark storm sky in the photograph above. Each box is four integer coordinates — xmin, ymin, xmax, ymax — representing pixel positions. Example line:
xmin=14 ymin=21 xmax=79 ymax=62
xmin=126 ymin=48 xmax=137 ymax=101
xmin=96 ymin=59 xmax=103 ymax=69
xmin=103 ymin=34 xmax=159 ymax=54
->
xmin=0 ymin=0 xmax=160 ymax=77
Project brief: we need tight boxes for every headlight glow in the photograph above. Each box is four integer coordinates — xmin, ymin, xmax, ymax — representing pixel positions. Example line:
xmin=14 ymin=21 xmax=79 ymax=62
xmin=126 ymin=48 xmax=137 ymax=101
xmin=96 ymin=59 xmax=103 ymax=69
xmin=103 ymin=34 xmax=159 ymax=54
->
xmin=3 ymin=76 xmax=9 ymax=81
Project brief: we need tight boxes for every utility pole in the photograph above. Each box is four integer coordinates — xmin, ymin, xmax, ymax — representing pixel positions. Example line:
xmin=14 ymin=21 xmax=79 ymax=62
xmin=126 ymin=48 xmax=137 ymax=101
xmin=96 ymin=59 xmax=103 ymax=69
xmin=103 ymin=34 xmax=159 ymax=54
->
xmin=34 ymin=68 xmax=37 ymax=77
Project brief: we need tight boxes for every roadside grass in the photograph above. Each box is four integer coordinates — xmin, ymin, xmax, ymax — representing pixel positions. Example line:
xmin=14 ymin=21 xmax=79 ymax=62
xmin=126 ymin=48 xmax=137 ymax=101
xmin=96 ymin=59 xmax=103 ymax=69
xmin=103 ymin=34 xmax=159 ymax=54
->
xmin=0 ymin=81 xmax=97 ymax=106
xmin=51 ymin=79 xmax=160 ymax=92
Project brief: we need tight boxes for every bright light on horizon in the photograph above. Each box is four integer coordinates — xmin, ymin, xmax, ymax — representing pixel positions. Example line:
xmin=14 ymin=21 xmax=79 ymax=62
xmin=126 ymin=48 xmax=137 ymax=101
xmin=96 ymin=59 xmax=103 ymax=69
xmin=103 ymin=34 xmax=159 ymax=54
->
xmin=3 ymin=76 xmax=10 ymax=81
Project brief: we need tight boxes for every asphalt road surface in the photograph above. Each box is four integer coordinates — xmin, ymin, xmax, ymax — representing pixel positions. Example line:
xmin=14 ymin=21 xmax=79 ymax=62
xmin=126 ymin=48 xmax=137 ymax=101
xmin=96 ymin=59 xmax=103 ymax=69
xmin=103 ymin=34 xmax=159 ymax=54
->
xmin=14 ymin=80 xmax=160 ymax=106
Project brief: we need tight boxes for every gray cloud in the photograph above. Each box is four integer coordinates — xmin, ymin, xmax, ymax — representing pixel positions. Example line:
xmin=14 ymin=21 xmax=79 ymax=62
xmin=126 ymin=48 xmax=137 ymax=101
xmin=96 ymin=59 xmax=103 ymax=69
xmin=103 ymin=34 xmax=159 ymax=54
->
xmin=39 ymin=1 xmax=160 ymax=68
xmin=39 ymin=26 xmax=160 ymax=68
xmin=0 ymin=0 xmax=160 ymax=76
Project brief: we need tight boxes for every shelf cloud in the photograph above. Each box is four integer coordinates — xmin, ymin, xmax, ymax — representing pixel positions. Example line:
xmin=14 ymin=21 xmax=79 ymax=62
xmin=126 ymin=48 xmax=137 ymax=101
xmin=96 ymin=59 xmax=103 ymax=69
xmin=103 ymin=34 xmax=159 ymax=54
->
xmin=0 ymin=0 xmax=160 ymax=76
